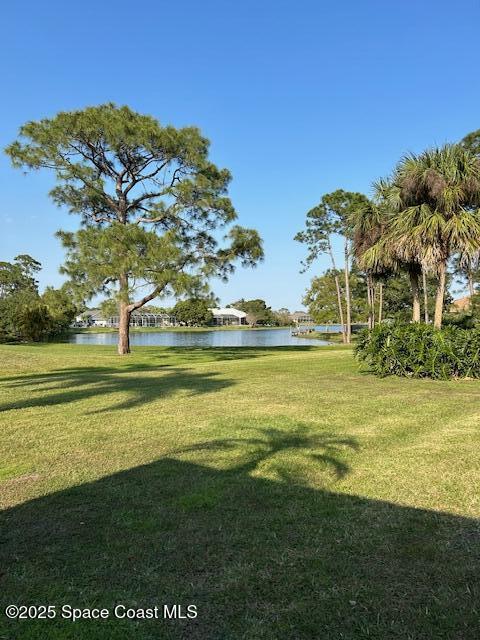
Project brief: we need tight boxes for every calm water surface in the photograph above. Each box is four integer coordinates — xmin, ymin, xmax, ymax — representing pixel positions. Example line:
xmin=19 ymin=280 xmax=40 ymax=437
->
xmin=69 ymin=328 xmax=331 ymax=347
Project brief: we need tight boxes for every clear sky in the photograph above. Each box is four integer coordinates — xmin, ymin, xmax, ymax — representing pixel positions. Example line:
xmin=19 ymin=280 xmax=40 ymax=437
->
xmin=1 ymin=0 xmax=479 ymax=310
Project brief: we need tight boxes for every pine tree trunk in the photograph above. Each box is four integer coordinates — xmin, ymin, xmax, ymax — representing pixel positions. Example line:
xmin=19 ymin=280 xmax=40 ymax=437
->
xmin=344 ymin=240 xmax=351 ymax=344
xmin=378 ymin=282 xmax=383 ymax=323
xmin=328 ymin=243 xmax=346 ymax=343
xmin=118 ymin=303 xmax=131 ymax=354
xmin=118 ymin=273 xmax=131 ymax=355
xmin=422 ymin=270 xmax=429 ymax=324
xmin=434 ymin=261 xmax=447 ymax=329
xmin=409 ymin=269 xmax=421 ymax=323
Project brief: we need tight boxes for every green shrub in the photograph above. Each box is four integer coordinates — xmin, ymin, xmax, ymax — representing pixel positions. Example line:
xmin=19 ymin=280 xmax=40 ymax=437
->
xmin=442 ymin=313 xmax=477 ymax=329
xmin=355 ymin=323 xmax=480 ymax=379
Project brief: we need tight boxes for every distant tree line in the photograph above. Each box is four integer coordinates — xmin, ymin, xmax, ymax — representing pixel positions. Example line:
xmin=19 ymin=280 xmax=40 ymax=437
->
xmin=91 ymin=297 xmax=292 ymax=328
xmin=230 ymin=299 xmax=294 ymax=326
xmin=0 ymin=255 xmax=77 ymax=342
xmin=303 ymin=268 xmax=452 ymax=325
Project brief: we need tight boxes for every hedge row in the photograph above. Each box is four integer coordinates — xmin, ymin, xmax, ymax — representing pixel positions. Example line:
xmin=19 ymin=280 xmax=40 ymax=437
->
xmin=355 ymin=323 xmax=480 ymax=380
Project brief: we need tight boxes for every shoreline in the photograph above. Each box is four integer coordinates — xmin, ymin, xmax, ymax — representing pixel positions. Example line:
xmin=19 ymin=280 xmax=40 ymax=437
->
xmin=69 ymin=325 xmax=293 ymax=334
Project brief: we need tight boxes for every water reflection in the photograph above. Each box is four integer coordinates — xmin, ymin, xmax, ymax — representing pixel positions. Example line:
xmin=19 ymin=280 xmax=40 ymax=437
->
xmin=69 ymin=328 xmax=331 ymax=347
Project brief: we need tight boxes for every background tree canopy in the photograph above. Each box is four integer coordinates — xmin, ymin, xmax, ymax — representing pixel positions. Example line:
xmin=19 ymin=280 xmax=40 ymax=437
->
xmin=230 ymin=299 xmax=275 ymax=326
xmin=172 ymin=299 xmax=214 ymax=326
xmin=303 ymin=268 xmax=453 ymax=324
xmin=0 ymin=256 xmax=76 ymax=342
xmin=303 ymin=268 xmax=368 ymax=323
xmin=295 ymin=189 xmax=370 ymax=342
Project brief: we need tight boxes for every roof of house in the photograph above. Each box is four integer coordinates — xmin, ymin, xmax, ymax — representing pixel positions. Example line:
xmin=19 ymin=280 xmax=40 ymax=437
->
xmin=85 ymin=309 xmax=103 ymax=320
xmin=451 ymin=296 xmax=471 ymax=312
xmin=209 ymin=307 xmax=247 ymax=318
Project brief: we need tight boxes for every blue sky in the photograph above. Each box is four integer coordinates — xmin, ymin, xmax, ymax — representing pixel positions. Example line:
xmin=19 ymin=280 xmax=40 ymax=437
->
xmin=1 ymin=0 xmax=479 ymax=309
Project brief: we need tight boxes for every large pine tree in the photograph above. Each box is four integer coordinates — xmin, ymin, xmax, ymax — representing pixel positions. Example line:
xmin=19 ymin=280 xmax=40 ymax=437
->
xmin=7 ymin=104 xmax=263 ymax=353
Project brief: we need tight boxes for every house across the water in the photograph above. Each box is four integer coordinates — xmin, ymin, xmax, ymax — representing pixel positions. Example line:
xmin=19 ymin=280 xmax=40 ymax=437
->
xmin=289 ymin=310 xmax=314 ymax=324
xmin=74 ymin=307 xmax=248 ymax=328
xmin=75 ymin=309 xmax=176 ymax=327
xmin=209 ymin=307 xmax=247 ymax=326
xmin=110 ymin=312 xmax=177 ymax=327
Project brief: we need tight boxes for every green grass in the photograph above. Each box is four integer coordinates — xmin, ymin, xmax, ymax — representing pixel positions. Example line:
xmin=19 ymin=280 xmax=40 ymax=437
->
xmin=0 ymin=343 xmax=479 ymax=639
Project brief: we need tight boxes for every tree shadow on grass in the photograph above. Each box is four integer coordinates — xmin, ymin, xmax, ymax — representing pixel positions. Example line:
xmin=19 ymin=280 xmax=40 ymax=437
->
xmin=175 ymin=422 xmax=359 ymax=479
xmin=0 ymin=346 xmax=323 ymax=414
xmin=0 ymin=425 xmax=478 ymax=639
xmin=0 ymin=365 xmax=234 ymax=413
xmin=156 ymin=345 xmax=320 ymax=362
xmin=11 ymin=343 xmax=321 ymax=363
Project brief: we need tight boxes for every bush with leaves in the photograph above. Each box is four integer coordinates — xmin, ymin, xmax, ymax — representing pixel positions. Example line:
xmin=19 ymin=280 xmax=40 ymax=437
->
xmin=172 ymin=299 xmax=214 ymax=326
xmin=16 ymin=303 xmax=53 ymax=341
xmin=355 ymin=323 xmax=480 ymax=379
xmin=0 ymin=256 xmax=77 ymax=342
xmin=230 ymin=299 xmax=275 ymax=326
xmin=442 ymin=313 xmax=476 ymax=330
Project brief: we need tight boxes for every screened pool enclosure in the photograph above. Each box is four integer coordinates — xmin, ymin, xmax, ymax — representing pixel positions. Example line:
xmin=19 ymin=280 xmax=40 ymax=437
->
xmin=104 ymin=313 xmax=176 ymax=328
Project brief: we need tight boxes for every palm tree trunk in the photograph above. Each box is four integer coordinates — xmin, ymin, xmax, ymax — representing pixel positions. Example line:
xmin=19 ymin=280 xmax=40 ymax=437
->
xmin=434 ymin=261 xmax=447 ymax=329
xmin=422 ymin=270 xmax=429 ymax=324
xmin=468 ymin=270 xmax=474 ymax=298
xmin=409 ymin=269 xmax=421 ymax=323
xmin=378 ymin=282 xmax=383 ymax=323
xmin=366 ymin=274 xmax=373 ymax=329
xmin=328 ymin=243 xmax=346 ymax=343
xmin=366 ymin=273 xmax=376 ymax=329
xmin=344 ymin=239 xmax=352 ymax=344
xmin=371 ymin=281 xmax=376 ymax=327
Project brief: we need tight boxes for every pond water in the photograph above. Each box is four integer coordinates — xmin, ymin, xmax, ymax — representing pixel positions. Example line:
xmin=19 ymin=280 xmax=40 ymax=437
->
xmin=69 ymin=328 xmax=331 ymax=348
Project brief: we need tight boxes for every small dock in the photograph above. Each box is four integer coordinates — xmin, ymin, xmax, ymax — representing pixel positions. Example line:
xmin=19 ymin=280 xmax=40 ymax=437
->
xmin=291 ymin=323 xmax=316 ymax=336
xmin=291 ymin=323 xmax=368 ymax=336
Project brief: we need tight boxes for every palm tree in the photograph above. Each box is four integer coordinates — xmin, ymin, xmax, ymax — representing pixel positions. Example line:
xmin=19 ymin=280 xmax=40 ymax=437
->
xmin=351 ymin=185 xmax=423 ymax=324
xmin=374 ymin=178 xmax=430 ymax=323
xmin=350 ymin=198 xmax=389 ymax=328
xmin=389 ymin=145 xmax=480 ymax=328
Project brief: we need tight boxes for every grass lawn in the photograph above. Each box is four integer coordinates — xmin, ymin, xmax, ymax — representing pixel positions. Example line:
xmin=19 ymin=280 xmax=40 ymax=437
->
xmin=0 ymin=343 xmax=479 ymax=639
